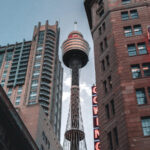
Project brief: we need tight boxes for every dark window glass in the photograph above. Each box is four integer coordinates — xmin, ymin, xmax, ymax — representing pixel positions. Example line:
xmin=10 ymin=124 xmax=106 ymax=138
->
xmin=121 ymin=11 xmax=129 ymax=20
xmin=124 ymin=26 xmax=132 ymax=37
xmin=103 ymin=80 xmax=107 ymax=93
xmin=0 ymin=53 xmax=4 ymax=68
xmin=138 ymin=42 xmax=147 ymax=55
xmin=17 ymin=86 xmax=22 ymax=94
xmin=122 ymin=0 xmax=131 ymax=5
xmin=99 ymin=27 xmax=102 ymax=35
xmin=113 ymin=127 xmax=119 ymax=146
xmin=106 ymin=55 xmax=110 ymax=66
xmin=127 ymin=44 xmax=136 ymax=56
xmin=111 ymin=99 xmax=115 ymax=115
xmin=15 ymin=96 xmax=20 ymax=105
xmin=99 ymin=8 xmax=104 ymax=17
xmin=141 ymin=117 xmax=150 ymax=136
xmin=38 ymin=31 xmax=45 ymax=44
xmin=6 ymin=52 xmax=13 ymax=61
xmin=105 ymin=104 xmax=110 ymax=119
xmin=108 ymin=132 xmax=113 ymax=150
xmin=136 ymin=88 xmax=147 ymax=105
xmin=102 ymin=22 xmax=106 ymax=31
xmin=131 ymin=64 xmax=141 ymax=79
xmin=104 ymin=37 xmax=108 ymax=48
xmin=142 ymin=63 xmax=150 ymax=77
xmin=130 ymin=10 xmax=138 ymax=19
xmin=41 ymin=144 xmax=44 ymax=150
xmin=108 ymin=76 xmax=112 ymax=89
xmin=100 ymin=42 xmax=104 ymax=52
xmin=134 ymin=25 xmax=142 ymax=35
xmin=102 ymin=60 xmax=105 ymax=71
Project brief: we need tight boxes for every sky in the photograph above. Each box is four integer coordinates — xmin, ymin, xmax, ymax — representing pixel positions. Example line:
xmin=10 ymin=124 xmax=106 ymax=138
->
xmin=0 ymin=0 xmax=95 ymax=149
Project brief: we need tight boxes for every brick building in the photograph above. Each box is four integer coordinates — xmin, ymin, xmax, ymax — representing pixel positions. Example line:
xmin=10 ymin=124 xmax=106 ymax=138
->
xmin=0 ymin=85 xmax=38 ymax=150
xmin=0 ymin=21 xmax=63 ymax=150
xmin=84 ymin=0 xmax=150 ymax=150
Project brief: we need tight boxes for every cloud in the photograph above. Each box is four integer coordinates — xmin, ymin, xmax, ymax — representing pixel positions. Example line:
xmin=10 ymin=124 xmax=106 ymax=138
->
xmin=62 ymin=91 xmax=70 ymax=102
xmin=64 ymin=77 xmax=71 ymax=87
xmin=80 ymin=82 xmax=91 ymax=96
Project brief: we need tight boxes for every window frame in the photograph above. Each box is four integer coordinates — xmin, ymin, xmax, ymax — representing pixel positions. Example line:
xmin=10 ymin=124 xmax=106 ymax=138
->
xmin=136 ymin=88 xmax=147 ymax=105
xmin=141 ymin=117 xmax=150 ymax=136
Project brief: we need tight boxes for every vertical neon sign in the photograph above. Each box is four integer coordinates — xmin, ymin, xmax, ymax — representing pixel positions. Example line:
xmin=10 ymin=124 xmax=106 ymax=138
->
xmin=92 ymin=86 xmax=100 ymax=150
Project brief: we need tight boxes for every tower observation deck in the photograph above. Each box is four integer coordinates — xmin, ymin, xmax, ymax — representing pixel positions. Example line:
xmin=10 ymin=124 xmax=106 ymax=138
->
xmin=62 ymin=30 xmax=90 ymax=150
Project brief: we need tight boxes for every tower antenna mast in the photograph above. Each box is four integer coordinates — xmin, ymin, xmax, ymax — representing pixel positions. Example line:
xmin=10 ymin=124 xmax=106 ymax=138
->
xmin=74 ymin=21 xmax=77 ymax=31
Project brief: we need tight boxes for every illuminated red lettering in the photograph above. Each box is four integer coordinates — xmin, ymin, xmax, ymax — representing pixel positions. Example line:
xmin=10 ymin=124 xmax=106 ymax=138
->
xmin=94 ymin=117 xmax=99 ymax=127
xmin=92 ymin=86 xmax=97 ymax=94
xmin=93 ymin=106 xmax=98 ymax=115
xmin=93 ymin=96 xmax=98 ymax=104
xmin=95 ymin=141 xmax=100 ymax=150
xmin=94 ymin=129 xmax=100 ymax=139
xmin=96 ymin=117 xmax=99 ymax=126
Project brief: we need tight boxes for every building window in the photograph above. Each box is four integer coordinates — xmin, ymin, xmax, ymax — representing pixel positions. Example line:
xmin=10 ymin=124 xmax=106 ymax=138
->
xmin=38 ymin=31 xmax=45 ymax=45
xmin=15 ymin=96 xmax=20 ymax=105
xmin=17 ymin=86 xmax=22 ymax=94
xmin=37 ymin=46 xmax=43 ymax=52
xmin=99 ymin=5 xmax=104 ymax=18
xmin=134 ymin=25 xmax=142 ymax=35
xmin=108 ymin=132 xmax=113 ymax=150
xmin=127 ymin=44 xmax=136 ymax=56
xmin=2 ymin=70 xmax=7 ymax=78
xmin=138 ymin=42 xmax=147 ymax=55
xmin=1 ymin=79 xmax=5 ymax=87
xmin=124 ymin=26 xmax=132 ymax=37
xmin=105 ymin=104 xmax=110 ymax=119
xmin=4 ymin=62 xmax=9 ymax=69
xmin=103 ymin=80 xmax=107 ymax=93
xmin=122 ymin=0 xmax=131 ymax=5
xmin=30 ymin=91 xmax=37 ymax=97
xmin=8 ymin=88 xmax=12 ymax=97
xmin=141 ymin=117 xmax=150 ymax=136
xmin=100 ymin=42 xmax=104 ymax=52
xmin=130 ymin=10 xmax=138 ymax=19
xmin=33 ymin=70 xmax=40 ymax=77
xmin=99 ymin=27 xmax=102 ymax=35
xmin=102 ymin=22 xmax=106 ymax=31
xmin=6 ymin=52 xmax=13 ymax=61
xmin=102 ymin=60 xmax=105 ymax=71
xmin=136 ymin=88 xmax=147 ymax=105
xmin=108 ymin=76 xmax=112 ymax=89
xmin=35 ymin=54 xmax=42 ymax=60
xmin=113 ymin=127 xmax=119 ymax=146
xmin=111 ymin=99 xmax=115 ymax=115
xmin=0 ymin=53 xmax=4 ymax=68
xmin=121 ymin=11 xmax=129 ymax=20
xmin=131 ymin=64 xmax=141 ymax=79
xmin=142 ymin=63 xmax=150 ymax=77
xmin=31 ymin=80 xmax=38 ymax=87
xmin=104 ymin=37 xmax=108 ymax=48
xmin=106 ymin=55 xmax=110 ymax=66
xmin=41 ymin=144 xmax=44 ymax=150
xmin=34 ymin=61 xmax=41 ymax=69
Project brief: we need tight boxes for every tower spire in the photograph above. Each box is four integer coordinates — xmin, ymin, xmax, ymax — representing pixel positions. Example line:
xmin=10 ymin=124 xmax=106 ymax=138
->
xmin=74 ymin=21 xmax=77 ymax=31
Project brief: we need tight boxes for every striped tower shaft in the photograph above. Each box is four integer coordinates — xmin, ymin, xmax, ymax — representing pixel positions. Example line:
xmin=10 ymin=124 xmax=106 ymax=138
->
xmin=70 ymin=60 xmax=81 ymax=150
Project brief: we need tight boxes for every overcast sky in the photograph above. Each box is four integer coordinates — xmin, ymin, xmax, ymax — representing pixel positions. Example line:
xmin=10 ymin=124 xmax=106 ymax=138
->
xmin=0 ymin=0 xmax=95 ymax=149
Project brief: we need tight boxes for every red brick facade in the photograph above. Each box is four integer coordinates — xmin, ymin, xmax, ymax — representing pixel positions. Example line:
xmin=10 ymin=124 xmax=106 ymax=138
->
xmin=85 ymin=0 xmax=150 ymax=150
